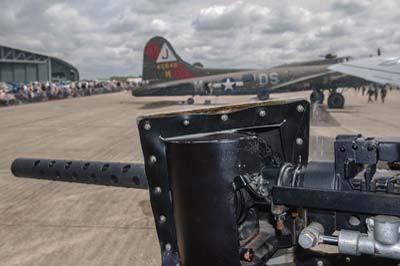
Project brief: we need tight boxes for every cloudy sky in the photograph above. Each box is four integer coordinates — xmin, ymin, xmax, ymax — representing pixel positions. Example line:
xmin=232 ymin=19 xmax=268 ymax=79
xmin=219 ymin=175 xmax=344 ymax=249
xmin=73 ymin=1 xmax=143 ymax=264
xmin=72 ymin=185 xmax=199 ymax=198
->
xmin=0 ymin=0 xmax=399 ymax=79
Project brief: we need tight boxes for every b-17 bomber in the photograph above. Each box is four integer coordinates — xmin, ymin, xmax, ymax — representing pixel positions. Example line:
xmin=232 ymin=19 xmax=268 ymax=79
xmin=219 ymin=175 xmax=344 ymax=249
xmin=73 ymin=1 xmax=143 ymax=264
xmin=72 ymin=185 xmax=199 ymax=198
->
xmin=132 ymin=36 xmax=371 ymax=108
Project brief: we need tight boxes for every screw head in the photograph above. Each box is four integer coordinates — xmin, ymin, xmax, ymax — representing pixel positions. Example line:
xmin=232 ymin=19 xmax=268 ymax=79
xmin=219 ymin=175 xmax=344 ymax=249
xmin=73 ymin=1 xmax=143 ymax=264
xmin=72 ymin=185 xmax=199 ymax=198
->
xmin=182 ymin=119 xmax=190 ymax=126
xmin=296 ymin=138 xmax=304 ymax=146
xmin=297 ymin=105 xmax=305 ymax=113
xmin=144 ymin=121 xmax=151 ymax=131
xmin=221 ymin=114 xmax=228 ymax=121
xmin=317 ymin=260 xmax=324 ymax=266
xmin=154 ymin=187 xmax=162 ymax=194
xmin=159 ymin=215 xmax=166 ymax=223
xmin=149 ymin=155 xmax=157 ymax=164
xmin=259 ymin=110 xmax=266 ymax=117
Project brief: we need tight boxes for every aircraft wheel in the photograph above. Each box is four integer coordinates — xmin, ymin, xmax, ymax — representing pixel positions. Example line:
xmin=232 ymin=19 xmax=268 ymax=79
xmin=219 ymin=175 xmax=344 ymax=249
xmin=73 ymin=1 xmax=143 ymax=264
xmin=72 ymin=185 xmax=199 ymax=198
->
xmin=310 ymin=90 xmax=324 ymax=104
xmin=327 ymin=93 xmax=345 ymax=109
xmin=186 ymin=97 xmax=195 ymax=105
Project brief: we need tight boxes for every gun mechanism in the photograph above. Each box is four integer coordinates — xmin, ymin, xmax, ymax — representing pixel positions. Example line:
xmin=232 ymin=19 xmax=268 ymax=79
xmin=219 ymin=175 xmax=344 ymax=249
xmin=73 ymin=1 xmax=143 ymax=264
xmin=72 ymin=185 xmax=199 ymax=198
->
xmin=11 ymin=99 xmax=400 ymax=265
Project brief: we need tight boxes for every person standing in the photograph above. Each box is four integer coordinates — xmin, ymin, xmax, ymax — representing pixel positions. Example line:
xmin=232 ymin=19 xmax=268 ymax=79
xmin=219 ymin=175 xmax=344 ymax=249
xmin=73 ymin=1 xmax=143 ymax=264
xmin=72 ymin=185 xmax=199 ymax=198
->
xmin=374 ymin=86 xmax=379 ymax=101
xmin=367 ymin=86 xmax=375 ymax=103
xmin=381 ymin=87 xmax=387 ymax=103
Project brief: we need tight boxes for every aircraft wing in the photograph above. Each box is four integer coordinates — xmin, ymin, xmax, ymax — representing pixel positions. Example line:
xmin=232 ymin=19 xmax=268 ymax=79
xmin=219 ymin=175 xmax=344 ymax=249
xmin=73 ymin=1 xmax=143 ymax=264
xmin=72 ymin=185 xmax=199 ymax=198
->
xmin=329 ymin=56 xmax=400 ymax=86
xmin=268 ymin=71 xmax=335 ymax=92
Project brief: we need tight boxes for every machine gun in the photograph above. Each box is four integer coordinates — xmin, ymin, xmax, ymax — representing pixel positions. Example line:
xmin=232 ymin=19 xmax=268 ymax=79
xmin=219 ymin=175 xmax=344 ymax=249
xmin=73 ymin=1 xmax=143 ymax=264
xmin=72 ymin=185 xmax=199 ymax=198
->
xmin=11 ymin=99 xmax=400 ymax=266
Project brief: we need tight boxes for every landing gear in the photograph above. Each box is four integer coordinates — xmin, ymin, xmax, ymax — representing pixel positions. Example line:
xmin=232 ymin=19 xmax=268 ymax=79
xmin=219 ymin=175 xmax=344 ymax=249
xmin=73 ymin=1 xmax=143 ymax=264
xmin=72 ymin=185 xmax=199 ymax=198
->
xmin=327 ymin=92 xmax=345 ymax=109
xmin=310 ymin=90 xmax=324 ymax=104
xmin=186 ymin=97 xmax=195 ymax=105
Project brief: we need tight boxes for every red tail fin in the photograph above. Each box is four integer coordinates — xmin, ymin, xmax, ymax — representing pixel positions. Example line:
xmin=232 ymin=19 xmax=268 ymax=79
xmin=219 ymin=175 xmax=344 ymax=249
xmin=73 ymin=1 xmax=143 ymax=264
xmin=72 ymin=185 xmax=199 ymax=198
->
xmin=142 ymin=36 xmax=195 ymax=82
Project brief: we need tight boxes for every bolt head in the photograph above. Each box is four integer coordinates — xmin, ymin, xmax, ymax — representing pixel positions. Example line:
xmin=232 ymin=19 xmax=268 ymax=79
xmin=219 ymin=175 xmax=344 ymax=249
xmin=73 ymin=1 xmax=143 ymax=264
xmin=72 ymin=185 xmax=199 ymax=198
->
xmin=159 ymin=215 xmax=166 ymax=223
xmin=297 ymin=105 xmax=305 ymax=113
xmin=182 ymin=119 xmax=190 ymax=126
xmin=154 ymin=187 xmax=162 ymax=194
xmin=144 ymin=122 xmax=151 ymax=130
xmin=259 ymin=110 xmax=266 ymax=117
xmin=296 ymin=138 xmax=304 ymax=145
xmin=317 ymin=260 xmax=324 ymax=266
xmin=221 ymin=114 xmax=228 ymax=121
xmin=149 ymin=155 xmax=157 ymax=164
xmin=165 ymin=243 xmax=172 ymax=251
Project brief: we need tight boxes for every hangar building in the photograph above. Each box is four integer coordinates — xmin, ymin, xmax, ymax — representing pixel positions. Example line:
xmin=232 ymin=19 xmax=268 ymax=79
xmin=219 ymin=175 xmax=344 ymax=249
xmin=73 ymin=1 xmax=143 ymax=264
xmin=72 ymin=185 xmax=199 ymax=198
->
xmin=0 ymin=45 xmax=79 ymax=83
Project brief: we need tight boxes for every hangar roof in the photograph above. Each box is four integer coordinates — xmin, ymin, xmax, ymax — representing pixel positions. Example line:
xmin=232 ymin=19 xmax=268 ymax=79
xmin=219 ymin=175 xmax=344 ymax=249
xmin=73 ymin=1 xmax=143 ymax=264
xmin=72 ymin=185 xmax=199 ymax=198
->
xmin=0 ymin=44 xmax=78 ymax=72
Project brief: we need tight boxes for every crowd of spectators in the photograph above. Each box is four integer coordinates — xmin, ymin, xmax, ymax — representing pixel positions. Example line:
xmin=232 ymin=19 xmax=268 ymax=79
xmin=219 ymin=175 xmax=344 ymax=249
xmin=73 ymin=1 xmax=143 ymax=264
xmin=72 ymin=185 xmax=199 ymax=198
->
xmin=0 ymin=80 xmax=133 ymax=106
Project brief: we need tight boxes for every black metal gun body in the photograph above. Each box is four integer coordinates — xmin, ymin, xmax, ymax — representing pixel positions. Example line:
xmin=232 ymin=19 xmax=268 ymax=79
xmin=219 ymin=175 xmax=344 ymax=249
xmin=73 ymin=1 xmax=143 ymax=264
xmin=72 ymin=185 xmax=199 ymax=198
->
xmin=10 ymin=99 xmax=400 ymax=266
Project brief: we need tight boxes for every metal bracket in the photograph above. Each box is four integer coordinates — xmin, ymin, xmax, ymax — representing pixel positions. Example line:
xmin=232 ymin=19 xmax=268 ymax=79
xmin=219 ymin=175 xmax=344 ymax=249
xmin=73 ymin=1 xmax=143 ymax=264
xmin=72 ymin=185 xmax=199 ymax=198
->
xmin=137 ymin=99 xmax=310 ymax=265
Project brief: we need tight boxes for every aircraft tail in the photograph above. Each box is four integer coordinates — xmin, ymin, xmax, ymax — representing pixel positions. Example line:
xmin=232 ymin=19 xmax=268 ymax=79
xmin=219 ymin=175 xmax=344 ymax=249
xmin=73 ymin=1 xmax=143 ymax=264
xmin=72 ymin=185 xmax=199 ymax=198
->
xmin=142 ymin=36 xmax=200 ymax=82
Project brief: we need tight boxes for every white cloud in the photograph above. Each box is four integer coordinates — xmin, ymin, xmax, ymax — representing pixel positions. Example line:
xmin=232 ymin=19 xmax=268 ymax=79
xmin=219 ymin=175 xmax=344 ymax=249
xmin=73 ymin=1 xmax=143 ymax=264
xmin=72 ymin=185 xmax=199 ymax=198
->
xmin=0 ymin=0 xmax=399 ymax=79
xmin=150 ymin=19 xmax=169 ymax=32
xmin=316 ymin=18 xmax=355 ymax=38
xmin=193 ymin=1 xmax=271 ymax=31
xmin=44 ymin=3 xmax=93 ymax=32
xmin=44 ymin=3 xmax=79 ymax=18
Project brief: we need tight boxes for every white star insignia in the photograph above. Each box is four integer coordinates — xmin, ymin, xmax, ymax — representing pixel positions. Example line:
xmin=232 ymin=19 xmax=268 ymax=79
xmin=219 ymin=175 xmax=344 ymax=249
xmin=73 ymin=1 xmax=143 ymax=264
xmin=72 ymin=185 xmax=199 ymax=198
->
xmin=223 ymin=78 xmax=235 ymax=91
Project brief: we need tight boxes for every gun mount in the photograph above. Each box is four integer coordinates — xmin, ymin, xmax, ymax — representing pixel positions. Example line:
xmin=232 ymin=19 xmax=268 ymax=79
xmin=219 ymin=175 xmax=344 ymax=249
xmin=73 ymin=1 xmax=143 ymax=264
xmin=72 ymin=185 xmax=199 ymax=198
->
xmin=10 ymin=99 xmax=400 ymax=266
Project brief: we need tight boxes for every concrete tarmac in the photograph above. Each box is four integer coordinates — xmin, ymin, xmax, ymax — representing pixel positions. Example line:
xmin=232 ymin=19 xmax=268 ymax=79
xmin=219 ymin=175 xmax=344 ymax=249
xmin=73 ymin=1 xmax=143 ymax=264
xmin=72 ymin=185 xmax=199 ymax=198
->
xmin=0 ymin=89 xmax=399 ymax=266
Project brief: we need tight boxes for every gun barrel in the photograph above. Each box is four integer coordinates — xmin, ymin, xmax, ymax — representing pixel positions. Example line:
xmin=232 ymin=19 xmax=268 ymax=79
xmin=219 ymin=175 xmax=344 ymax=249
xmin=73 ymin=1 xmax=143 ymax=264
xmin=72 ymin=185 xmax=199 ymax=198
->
xmin=11 ymin=158 xmax=148 ymax=189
